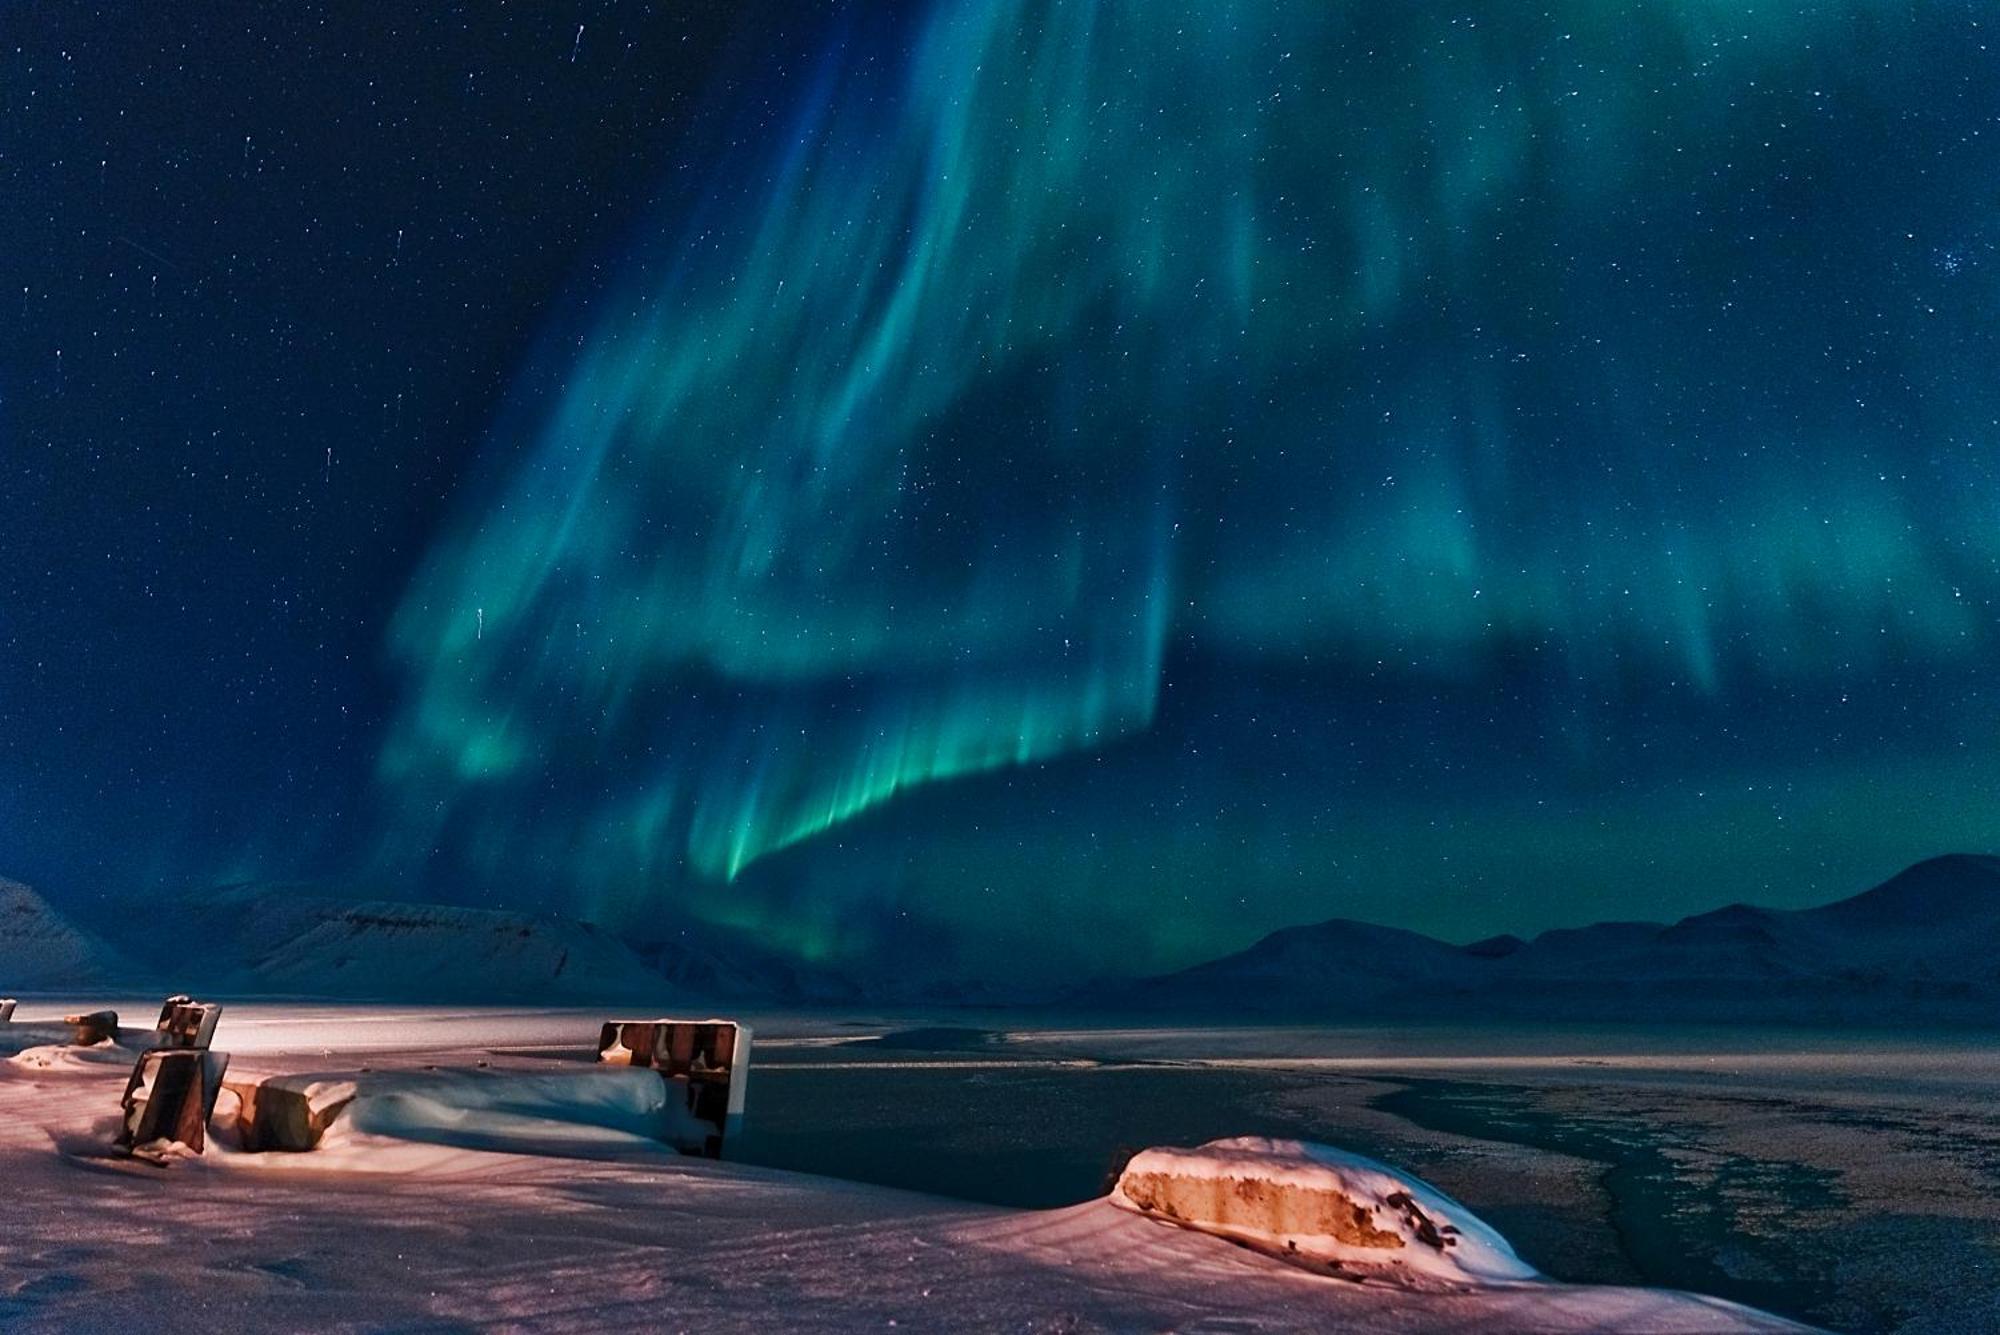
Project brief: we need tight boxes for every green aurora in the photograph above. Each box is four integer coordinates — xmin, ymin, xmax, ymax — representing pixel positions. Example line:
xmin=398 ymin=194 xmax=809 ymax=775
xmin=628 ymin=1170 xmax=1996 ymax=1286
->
xmin=375 ymin=0 xmax=2000 ymax=982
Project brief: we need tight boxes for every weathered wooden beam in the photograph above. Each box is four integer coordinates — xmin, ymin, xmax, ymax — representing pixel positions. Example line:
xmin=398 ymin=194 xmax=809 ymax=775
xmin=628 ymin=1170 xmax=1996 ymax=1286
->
xmin=596 ymin=1018 xmax=752 ymax=1157
xmin=153 ymin=1000 xmax=222 ymax=1050
xmin=154 ymin=994 xmax=193 ymax=1028
xmin=117 ymin=1048 xmax=230 ymax=1158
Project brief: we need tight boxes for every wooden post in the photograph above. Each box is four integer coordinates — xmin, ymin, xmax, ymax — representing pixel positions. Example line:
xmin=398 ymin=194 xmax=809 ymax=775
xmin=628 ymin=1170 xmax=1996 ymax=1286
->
xmin=154 ymin=1001 xmax=222 ymax=1050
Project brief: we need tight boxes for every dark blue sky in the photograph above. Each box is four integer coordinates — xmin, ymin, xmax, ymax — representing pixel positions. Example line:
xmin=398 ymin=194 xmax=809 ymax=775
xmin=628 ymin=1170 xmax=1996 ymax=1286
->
xmin=6 ymin=3 xmax=2000 ymax=986
xmin=2 ymin=3 xmax=770 ymax=893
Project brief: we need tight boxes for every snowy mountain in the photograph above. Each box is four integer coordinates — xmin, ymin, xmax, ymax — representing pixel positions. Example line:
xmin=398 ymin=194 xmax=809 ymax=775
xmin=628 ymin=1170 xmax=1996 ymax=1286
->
xmin=4 ymin=874 xmax=860 ymax=1005
xmin=16 ymin=856 xmax=2000 ymax=1018
xmin=1091 ymin=855 xmax=2000 ymax=1025
xmin=0 ymin=876 xmax=135 ymax=990
xmin=121 ymin=884 xmax=688 ymax=1004
xmin=116 ymin=883 xmax=870 ymax=1006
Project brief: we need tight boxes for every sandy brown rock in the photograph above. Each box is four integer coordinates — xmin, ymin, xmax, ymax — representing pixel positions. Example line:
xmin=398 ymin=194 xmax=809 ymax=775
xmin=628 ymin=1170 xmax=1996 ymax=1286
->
xmin=1118 ymin=1168 xmax=1406 ymax=1250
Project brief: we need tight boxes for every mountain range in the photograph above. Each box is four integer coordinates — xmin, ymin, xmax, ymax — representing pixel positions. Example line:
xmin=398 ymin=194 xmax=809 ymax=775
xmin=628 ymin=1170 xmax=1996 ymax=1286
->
xmin=1085 ymin=854 xmax=2000 ymax=1025
xmin=4 ymin=856 xmax=1997 ymax=1024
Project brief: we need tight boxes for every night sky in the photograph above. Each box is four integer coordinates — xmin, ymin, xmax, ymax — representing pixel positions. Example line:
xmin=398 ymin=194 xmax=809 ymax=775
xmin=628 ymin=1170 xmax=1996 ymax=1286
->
xmin=7 ymin=3 xmax=2000 ymax=987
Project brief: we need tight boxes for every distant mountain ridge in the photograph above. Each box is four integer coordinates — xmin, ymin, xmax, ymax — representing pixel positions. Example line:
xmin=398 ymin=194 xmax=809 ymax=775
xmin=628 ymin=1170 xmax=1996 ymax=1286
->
xmin=152 ymin=884 xmax=898 ymax=1006
xmin=1087 ymin=855 xmax=2000 ymax=1025
xmin=103 ymin=883 xmax=682 ymax=1004
xmin=7 ymin=857 xmax=1999 ymax=1021
xmin=0 ymin=876 xmax=865 ymax=1004
xmin=10 ymin=881 xmax=818 ymax=1005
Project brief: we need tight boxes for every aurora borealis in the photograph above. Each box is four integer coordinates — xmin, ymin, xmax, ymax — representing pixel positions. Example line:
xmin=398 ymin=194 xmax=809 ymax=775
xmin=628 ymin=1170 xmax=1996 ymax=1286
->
xmin=365 ymin=0 xmax=2000 ymax=980
xmin=7 ymin=3 xmax=2000 ymax=985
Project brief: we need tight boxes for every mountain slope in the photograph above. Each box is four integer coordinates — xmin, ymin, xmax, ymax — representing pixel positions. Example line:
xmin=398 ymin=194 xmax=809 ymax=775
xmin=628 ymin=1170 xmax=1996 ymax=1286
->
xmin=0 ymin=877 xmax=137 ymax=990
xmin=134 ymin=885 xmax=684 ymax=1004
xmin=1104 ymin=919 xmax=1478 ymax=1012
xmin=23 ymin=877 xmax=858 ymax=1006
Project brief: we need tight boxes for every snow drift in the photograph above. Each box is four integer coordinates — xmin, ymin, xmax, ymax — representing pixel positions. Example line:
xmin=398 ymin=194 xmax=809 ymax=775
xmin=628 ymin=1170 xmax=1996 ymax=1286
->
xmin=228 ymin=1067 xmax=710 ymax=1159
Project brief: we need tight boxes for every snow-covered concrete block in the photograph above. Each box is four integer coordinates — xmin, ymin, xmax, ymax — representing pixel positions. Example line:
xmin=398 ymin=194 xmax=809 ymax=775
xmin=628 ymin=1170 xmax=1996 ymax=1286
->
xmin=597 ymin=1018 xmax=751 ymax=1157
xmin=117 ymin=1048 xmax=230 ymax=1159
xmin=227 ymin=1074 xmax=356 ymax=1152
xmin=1111 ymin=1137 xmax=1536 ymax=1287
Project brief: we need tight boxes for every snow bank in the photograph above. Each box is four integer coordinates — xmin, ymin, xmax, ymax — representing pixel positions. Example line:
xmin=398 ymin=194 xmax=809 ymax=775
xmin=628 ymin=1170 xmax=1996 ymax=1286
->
xmin=1113 ymin=1136 xmax=1537 ymax=1286
xmin=340 ymin=1068 xmax=710 ymax=1154
xmin=7 ymin=1041 xmax=131 ymax=1071
xmin=228 ymin=1067 xmax=711 ymax=1161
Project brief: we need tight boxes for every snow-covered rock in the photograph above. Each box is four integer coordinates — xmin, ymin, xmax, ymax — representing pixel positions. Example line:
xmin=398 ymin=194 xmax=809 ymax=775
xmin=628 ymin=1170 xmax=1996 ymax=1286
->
xmin=1113 ymin=1137 xmax=1536 ymax=1287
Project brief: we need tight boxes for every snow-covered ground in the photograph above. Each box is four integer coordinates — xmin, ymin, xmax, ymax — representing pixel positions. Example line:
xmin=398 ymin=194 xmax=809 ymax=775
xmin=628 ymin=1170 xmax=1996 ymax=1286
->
xmin=0 ymin=1002 xmax=1807 ymax=1333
